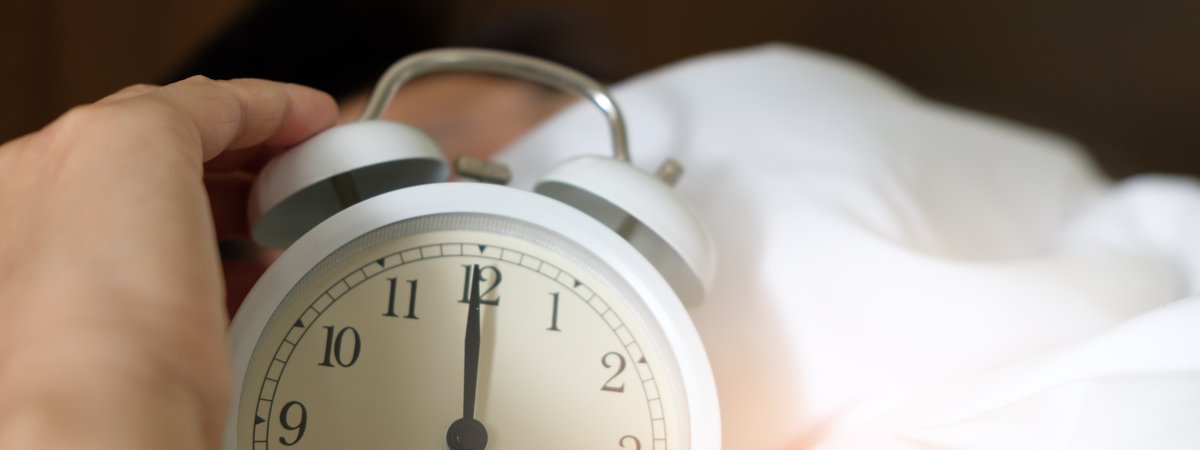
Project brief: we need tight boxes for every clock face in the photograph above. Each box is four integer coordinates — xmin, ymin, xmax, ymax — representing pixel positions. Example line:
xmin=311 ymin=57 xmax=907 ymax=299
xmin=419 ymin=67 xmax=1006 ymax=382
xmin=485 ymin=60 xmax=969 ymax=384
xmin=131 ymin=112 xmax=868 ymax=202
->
xmin=236 ymin=213 xmax=687 ymax=450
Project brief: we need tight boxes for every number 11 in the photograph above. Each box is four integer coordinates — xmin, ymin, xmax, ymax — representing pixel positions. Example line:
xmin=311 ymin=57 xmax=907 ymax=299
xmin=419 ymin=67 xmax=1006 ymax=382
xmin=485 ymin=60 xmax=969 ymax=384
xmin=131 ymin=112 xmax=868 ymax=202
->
xmin=384 ymin=278 xmax=419 ymax=319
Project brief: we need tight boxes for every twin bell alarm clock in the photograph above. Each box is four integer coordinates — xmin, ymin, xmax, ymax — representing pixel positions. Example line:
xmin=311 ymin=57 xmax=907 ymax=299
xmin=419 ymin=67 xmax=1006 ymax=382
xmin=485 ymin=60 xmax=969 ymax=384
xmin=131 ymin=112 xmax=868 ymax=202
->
xmin=224 ymin=48 xmax=720 ymax=450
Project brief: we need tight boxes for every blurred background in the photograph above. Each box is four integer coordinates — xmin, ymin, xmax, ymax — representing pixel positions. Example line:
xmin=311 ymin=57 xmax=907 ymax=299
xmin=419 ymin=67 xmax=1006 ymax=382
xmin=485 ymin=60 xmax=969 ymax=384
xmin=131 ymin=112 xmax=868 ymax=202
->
xmin=2 ymin=0 xmax=1197 ymax=178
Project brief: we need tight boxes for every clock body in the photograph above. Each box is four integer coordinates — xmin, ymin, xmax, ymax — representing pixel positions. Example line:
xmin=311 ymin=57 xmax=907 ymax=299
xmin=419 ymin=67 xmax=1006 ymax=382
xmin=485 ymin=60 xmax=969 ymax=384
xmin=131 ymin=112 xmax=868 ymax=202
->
xmin=224 ymin=182 xmax=720 ymax=450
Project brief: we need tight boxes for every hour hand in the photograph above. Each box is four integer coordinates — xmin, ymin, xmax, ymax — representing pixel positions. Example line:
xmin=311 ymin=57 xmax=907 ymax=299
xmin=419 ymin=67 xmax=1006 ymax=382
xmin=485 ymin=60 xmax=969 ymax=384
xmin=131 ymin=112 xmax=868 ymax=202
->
xmin=447 ymin=264 xmax=488 ymax=450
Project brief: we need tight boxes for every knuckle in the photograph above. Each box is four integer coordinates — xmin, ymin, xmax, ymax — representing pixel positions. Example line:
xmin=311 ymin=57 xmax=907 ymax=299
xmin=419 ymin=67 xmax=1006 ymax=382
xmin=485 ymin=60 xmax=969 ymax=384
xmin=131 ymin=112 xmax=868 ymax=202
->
xmin=34 ymin=97 xmax=206 ymax=169
xmin=63 ymin=99 xmax=197 ymax=153
xmin=180 ymin=74 xmax=215 ymax=84
xmin=117 ymin=83 xmax=157 ymax=94
xmin=50 ymin=103 xmax=122 ymax=136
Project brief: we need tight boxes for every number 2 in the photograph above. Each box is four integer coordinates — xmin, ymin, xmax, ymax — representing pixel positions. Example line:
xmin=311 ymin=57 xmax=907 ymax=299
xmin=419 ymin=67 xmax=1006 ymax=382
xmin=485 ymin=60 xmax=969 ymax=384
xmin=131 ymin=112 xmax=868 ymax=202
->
xmin=601 ymin=351 xmax=627 ymax=393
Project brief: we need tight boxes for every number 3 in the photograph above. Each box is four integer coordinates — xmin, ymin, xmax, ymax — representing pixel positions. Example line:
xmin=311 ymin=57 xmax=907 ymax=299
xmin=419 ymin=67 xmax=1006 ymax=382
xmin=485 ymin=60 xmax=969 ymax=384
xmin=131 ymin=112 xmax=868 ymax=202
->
xmin=619 ymin=435 xmax=641 ymax=449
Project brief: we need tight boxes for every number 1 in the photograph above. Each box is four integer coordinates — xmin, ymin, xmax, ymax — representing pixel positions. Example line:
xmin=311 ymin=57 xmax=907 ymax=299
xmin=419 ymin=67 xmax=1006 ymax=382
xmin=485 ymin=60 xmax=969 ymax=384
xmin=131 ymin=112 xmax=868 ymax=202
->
xmin=547 ymin=292 xmax=561 ymax=331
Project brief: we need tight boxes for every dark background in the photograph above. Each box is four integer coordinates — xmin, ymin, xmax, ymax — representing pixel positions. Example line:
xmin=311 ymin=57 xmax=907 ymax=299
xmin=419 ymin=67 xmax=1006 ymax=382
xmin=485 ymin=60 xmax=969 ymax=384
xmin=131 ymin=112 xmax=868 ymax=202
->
xmin=3 ymin=0 xmax=1197 ymax=178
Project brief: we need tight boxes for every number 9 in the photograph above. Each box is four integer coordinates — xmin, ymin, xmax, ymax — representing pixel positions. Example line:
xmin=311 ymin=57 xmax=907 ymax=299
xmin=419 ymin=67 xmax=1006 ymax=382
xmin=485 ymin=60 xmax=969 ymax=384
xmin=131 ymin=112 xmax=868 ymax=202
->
xmin=278 ymin=400 xmax=308 ymax=446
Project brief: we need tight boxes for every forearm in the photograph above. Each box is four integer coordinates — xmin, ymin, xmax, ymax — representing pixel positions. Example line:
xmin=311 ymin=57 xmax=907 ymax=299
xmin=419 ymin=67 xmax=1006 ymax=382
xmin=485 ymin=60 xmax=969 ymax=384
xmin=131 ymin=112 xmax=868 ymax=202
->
xmin=0 ymin=285 xmax=229 ymax=450
xmin=0 ymin=355 xmax=214 ymax=450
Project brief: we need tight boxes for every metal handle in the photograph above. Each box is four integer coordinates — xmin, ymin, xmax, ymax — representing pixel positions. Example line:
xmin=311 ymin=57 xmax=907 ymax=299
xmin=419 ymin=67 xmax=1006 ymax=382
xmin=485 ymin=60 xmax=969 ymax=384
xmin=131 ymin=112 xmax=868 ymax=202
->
xmin=359 ymin=48 xmax=631 ymax=162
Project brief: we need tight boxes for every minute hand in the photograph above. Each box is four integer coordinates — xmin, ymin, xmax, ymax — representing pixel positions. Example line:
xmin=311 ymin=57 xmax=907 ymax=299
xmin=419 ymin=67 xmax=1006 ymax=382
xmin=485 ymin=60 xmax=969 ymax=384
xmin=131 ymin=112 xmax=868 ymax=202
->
xmin=462 ymin=264 xmax=483 ymax=420
xmin=446 ymin=264 xmax=489 ymax=450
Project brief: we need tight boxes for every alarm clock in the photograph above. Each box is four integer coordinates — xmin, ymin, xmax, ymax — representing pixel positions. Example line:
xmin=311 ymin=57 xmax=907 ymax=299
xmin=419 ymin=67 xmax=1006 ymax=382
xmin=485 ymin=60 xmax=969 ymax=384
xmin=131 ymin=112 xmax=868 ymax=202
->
xmin=224 ymin=48 xmax=720 ymax=450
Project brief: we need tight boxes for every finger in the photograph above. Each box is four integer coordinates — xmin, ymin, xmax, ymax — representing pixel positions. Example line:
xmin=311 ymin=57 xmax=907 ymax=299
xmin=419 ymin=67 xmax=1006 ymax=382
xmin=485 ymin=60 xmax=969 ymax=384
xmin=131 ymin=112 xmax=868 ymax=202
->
xmin=97 ymin=83 xmax=160 ymax=104
xmin=148 ymin=76 xmax=337 ymax=162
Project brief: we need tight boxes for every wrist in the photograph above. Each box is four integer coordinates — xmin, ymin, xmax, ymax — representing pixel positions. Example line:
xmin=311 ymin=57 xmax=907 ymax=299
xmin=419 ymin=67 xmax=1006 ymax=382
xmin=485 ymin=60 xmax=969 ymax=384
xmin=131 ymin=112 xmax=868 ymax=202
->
xmin=0 ymin=355 xmax=214 ymax=450
xmin=0 ymin=305 xmax=227 ymax=450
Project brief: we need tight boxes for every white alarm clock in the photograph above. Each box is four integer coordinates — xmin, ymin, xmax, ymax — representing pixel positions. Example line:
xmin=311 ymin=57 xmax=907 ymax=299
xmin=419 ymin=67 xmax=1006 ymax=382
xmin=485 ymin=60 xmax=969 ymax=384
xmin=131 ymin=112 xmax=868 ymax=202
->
xmin=224 ymin=49 xmax=720 ymax=450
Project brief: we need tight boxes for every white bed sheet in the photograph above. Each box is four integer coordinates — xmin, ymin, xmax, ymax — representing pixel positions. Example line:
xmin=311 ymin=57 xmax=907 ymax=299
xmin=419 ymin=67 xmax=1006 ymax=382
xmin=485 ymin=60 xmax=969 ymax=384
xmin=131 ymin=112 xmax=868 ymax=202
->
xmin=497 ymin=44 xmax=1200 ymax=450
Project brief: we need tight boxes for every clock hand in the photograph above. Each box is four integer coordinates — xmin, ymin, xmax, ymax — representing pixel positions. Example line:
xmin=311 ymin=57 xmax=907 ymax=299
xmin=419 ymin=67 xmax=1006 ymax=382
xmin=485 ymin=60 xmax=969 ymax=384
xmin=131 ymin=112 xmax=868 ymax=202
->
xmin=447 ymin=264 xmax=488 ymax=450
xmin=463 ymin=264 xmax=483 ymax=421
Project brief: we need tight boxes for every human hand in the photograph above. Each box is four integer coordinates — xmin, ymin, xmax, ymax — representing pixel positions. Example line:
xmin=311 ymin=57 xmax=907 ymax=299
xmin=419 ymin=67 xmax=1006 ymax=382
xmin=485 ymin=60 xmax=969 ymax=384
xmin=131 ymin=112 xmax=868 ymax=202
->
xmin=0 ymin=77 xmax=337 ymax=450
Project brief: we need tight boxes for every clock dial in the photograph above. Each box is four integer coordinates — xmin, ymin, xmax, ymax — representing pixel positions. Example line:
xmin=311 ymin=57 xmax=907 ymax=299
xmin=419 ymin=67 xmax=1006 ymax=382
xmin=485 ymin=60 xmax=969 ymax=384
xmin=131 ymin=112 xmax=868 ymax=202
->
xmin=236 ymin=214 xmax=686 ymax=450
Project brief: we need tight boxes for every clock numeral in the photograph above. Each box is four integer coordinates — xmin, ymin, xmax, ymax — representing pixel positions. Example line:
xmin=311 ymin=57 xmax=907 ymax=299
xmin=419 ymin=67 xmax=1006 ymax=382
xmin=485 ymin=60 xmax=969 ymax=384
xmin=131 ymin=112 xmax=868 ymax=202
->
xmin=601 ymin=351 xmax=627 ymax=393
xmin=318 ymin=326 xmax=361 ymax=368
xmin=277 ymin=400 xmax=307 ymax=446
xmin=619 ymin=435 xmax=642 ymax=450
xmin=458 ymin=264 xmax=501 ymax=306
xmin=384 ymin=278 xmax=419 ymax=319
xmin=547 ymin=292 xmax=562 ymax=331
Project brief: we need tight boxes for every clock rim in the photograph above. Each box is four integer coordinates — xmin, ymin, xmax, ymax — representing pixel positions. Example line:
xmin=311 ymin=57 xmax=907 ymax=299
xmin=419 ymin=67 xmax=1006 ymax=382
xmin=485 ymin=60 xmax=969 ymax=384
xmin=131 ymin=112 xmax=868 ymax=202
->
xmin=224 ymin=182 xmax=721 ymax=450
